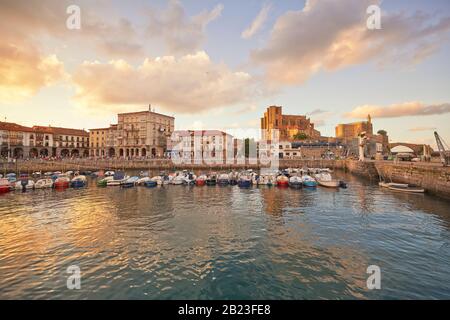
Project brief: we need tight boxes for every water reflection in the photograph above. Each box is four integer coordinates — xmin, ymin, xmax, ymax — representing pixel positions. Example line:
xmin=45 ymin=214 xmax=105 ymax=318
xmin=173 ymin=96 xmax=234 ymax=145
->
xmin=0 ymin=172 xmax=449 ymax=299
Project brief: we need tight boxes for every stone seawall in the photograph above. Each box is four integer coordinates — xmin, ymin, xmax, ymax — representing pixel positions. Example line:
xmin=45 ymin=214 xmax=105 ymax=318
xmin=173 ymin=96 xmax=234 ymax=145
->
xmin=374 ymin=162 xmax=450 ymax=200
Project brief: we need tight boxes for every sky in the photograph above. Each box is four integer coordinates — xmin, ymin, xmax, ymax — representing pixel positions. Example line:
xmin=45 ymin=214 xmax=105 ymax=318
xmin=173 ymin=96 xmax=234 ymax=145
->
xmin=1 ymin=0 xmax=450 ymax=147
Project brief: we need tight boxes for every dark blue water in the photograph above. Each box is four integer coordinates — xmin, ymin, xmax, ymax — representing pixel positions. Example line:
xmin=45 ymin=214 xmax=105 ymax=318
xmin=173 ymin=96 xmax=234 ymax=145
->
xmin=0 ymin=172 xmax=449 ymax=299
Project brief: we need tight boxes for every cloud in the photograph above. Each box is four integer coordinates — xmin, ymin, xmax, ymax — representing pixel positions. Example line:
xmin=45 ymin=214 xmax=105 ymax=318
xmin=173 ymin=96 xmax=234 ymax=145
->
xmin=241 ymin=3 xmax=272 ymax=39
xmin=345 ymin=102 xmax=450 ymax=119
xmin=72 ymin=51 xmax=260 ymax=114
xmin=251 ymin=0 xmax=450 ymax=84
xmin=0 ymin=39 xmax=66 ymax=102
xmin=409 ymin=127 xmax=437 ymax=132
xmin=147 ymin=0 xmax=223 ymax=54
xmin=307 ymin=108 xmax=328 ymax=115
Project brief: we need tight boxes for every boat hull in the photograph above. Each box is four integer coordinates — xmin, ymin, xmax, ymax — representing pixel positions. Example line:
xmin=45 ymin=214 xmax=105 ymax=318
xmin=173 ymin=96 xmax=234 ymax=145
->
xmin=289 ymin=182 xmax=302 ymax=189
xmin=195 ymin=179 xmax=206 ymax=186
xmin=144 ymin=181 xmax=157 ymax=188
xmin=238 ymin=180 xmax=251 ymax=188
xmin=303 ymin=181 xmax=317 ymax=188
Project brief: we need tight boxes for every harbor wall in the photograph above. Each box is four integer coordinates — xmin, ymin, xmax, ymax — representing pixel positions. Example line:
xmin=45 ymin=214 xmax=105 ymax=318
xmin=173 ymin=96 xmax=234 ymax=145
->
xmin=374 ymin=162 xmax=450 ymax=200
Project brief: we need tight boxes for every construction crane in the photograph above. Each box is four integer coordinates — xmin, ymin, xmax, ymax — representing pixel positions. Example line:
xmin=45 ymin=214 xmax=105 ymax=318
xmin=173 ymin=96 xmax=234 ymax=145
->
xmin=434 ymin=131 xmax=450 ymax=166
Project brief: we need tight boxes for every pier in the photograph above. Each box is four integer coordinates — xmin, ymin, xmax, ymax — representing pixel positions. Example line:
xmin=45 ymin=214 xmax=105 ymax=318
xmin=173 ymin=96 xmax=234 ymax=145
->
xmin=1 ymin=159 xmax=449 ymax=199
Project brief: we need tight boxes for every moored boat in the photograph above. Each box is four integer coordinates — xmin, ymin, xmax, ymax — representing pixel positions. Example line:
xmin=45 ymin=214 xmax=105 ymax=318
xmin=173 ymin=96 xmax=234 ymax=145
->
xmin=136 ymin=177 xmax=151 ymax=185
xmin=121 ymin=176 xmax=139 ymax=188
xmin=0 ymin=178 xmax=11 ymax=193
xmin=35 ymin=178 xmax=54 ymax=189
xmin=302 ymin=175 xmax=317 ymax=188
xmin=107 ymin=172 xmax=128 ymax=186
xmin=206 ymin=174 xmax=217 ymax=186
xmin=379 ymin=182 xmax=425 ymax=193
xmin=195 ymin=175 xmax=207 ymax=186
xmin=144 ymin=180 xmax=157 ymax=188
xmin=217 ymin=173 xmax=230 ymax=186
xmin=276 ymin=175 xmax=289 ymax=187
xmin=97 ymin=176 xmax=113 ymax=187
xmin=315 ymin=172 xmax=340 ymax=188
xmin=71 ymin=175 xmax=87 ymax=188
xmin=54 ymin=176 xmax=70 ymax=188
xmin=288 ymin=176 xmax=302 ymax=189
xmin=238 ymin=174 xmax=252 ymax=188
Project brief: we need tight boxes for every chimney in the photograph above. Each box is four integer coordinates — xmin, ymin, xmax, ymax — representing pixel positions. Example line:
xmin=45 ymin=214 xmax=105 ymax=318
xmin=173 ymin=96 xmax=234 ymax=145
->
xmin=149 ymin=104 xmax=151 ymax=111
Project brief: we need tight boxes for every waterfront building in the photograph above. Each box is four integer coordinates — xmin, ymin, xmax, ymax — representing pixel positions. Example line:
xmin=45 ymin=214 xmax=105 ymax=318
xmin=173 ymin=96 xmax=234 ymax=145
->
xmin=89 ymin=127 xmax=110 ymax=158
xmin=261 ymin=106 xmax=321 ymax=141
xmin=0 ymin=121 xmax=89 ymax=158
xmin=168 ymin=130 xmax=234 ymax=163
xmin=115 ymin=108 xmax=174 ymax=158
xmin=335 ymin=115 xmax=373 ymax=139
xmin=32 ymin=126 xmax=89 ymax=157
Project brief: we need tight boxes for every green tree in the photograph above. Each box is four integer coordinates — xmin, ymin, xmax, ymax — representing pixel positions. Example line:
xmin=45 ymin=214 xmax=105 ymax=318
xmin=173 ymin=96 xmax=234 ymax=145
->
xmin=293 ymin=132 xmax=309 ymax=140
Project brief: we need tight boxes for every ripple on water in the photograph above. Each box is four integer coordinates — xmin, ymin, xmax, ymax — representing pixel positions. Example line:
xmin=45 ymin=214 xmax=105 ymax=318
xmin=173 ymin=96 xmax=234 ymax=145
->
xmin=0 ymin=174 xmax=450 ymax=299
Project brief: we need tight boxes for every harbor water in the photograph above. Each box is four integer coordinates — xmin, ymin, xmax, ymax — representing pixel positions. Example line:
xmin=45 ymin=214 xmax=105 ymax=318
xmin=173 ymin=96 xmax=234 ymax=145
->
xmin=0 ymin=172 xmax=449 ymax=299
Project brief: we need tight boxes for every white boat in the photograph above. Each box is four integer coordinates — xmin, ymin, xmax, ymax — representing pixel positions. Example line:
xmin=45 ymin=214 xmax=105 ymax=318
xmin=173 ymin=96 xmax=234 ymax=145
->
xmin=315 ymin=172 xmax=340 ymax=188
xmin=105 ymin=171 xmax=115 ymax=176
xmin=289 ymin=175 xmax=303 ymax=188
xmin=379 ymin=182 xmax=425 ymax=193
xmin=136 ymin=177 xmax=151 ymax=185
xmin=35 ymin=179 xmax=54 ymax=189
xmin=14 ymin=180 xmax=35 ymax=190
xmin=107 ymin=176 xmax=129 ymax=186
xmin=171 ymin=173 xmax=185 ymax=185
xmin=257 ymin=174 xmax=275 ymax=185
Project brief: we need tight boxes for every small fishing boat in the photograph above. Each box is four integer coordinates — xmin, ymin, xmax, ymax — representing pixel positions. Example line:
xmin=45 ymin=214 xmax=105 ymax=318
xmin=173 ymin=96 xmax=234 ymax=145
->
xmin=136 ymin=177 xmax=151 ymax=185
xmin=105 ymin=171 xmax=115 ymax=177
xmin=288 ymin=176 xmax=303 ymax=189
xmin=171 ymin=174 xmax=185 ymax=185
xmin=54 ymin=176 xmax=70 ymax=189
xmin=276 ymin=175 xmax=289 ymax=187
xmin=64 ymin=171 xmax=74 ymax=176
xmin=229 ymin=172 xmax=239 ymax=186
xmin=71 ymin=175 xmax=87 ymax=188
xmin=238 ymin=174 xmax=252 ymax=188
xmin=6 ymin=173 xmax=16 ymax=183
xmin=121 ymin=176 xmax=139 ymax=188
xmin=97 ymin=176 xmax=113 ymax=187
xmin=379 ymin=182 xmax=425 ymax=193
xmin=13 ymin=178 xmax=34 ymax=191
xmin=144 ymin=180 xmax=157 ymax=188
xmin=195 ymin=175 xmax=207 ymax=186
xmin=302 ymin=175 xmax=317 ymax=188
xmin=183 ymin=172 xmax=196 ymax=185
xmin=0 ymin=178 xmax=11 ymax=193
xmin=206 ymin=174 xmax=217 ymax=186
xmin=217 ymin=173 xmax=230 ymax=186
xmin=35 ymin=179 xmax=54 ymax=189
xmin=107 ymin=172 xmax=128 ymax=186
xmin=315 ymin=172 xmax=340 ymax=188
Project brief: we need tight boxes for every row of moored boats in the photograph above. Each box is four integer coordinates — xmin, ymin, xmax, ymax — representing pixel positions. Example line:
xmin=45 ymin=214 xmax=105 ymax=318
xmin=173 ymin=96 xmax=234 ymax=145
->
xmin=0 ymin=171 xmax=87 ymax=193
xmin=94 ymin=168 xmax=348 ymax=189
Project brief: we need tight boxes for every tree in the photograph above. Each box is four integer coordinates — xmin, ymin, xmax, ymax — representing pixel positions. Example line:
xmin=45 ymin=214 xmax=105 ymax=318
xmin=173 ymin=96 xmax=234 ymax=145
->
xmin=377 ymin=130 xmax=387 ymax=136
xmin=293 ymin=132 xmax=309 ymax=140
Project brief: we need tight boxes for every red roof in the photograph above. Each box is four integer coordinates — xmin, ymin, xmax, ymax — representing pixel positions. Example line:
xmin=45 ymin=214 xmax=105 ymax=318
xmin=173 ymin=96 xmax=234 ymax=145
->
xmin=0 ymin=121 xmax=33 ymax=132
xmin=32 ymin=126 xmax=89 ymax=136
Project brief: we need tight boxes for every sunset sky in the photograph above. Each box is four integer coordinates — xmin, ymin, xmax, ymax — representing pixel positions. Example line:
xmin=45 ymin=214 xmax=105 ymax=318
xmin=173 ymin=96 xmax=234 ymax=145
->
xmin=1 ymin=0 xmax=450 ymax=147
